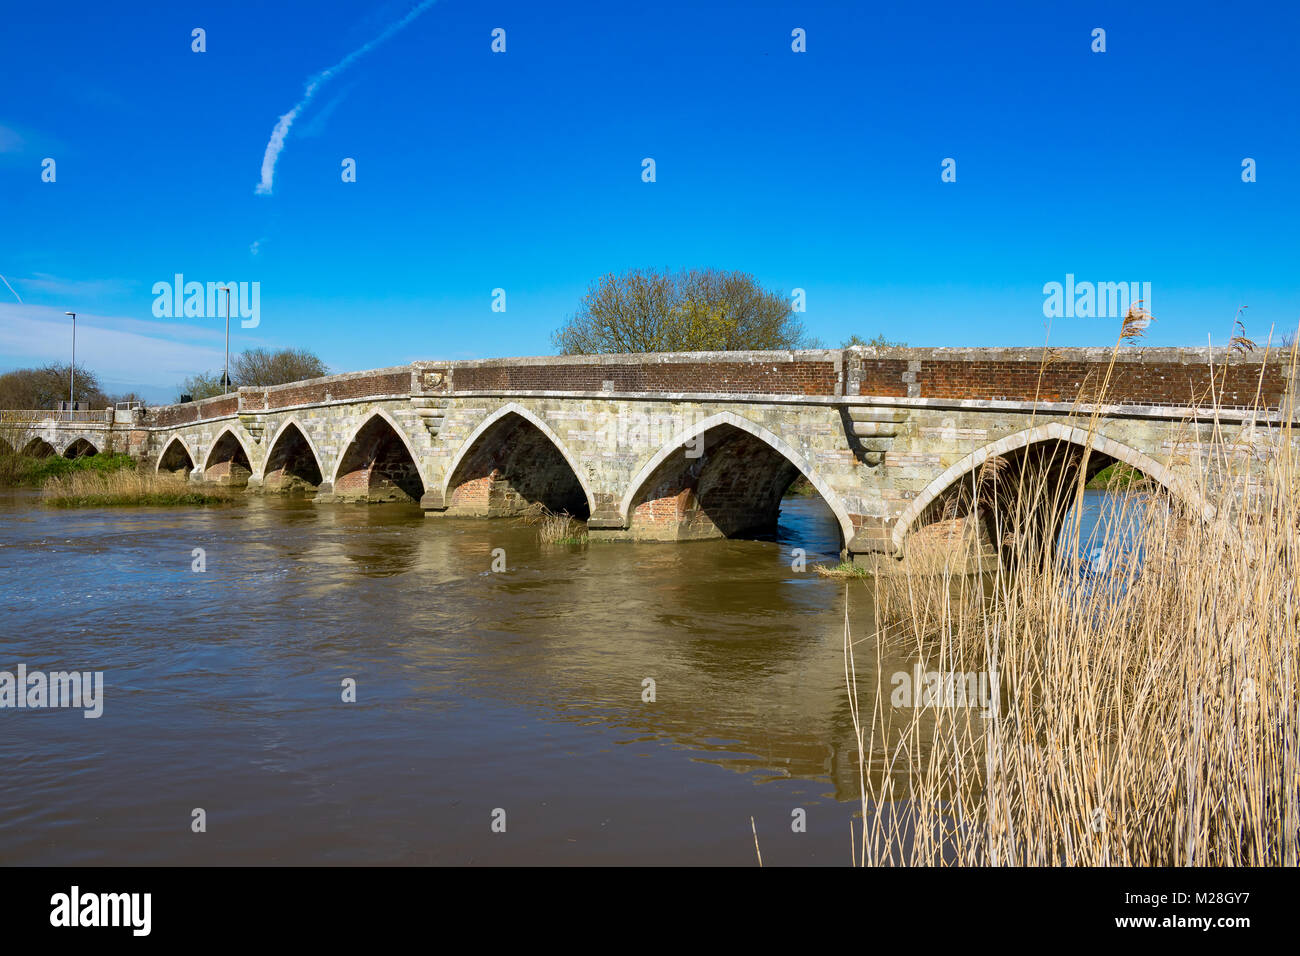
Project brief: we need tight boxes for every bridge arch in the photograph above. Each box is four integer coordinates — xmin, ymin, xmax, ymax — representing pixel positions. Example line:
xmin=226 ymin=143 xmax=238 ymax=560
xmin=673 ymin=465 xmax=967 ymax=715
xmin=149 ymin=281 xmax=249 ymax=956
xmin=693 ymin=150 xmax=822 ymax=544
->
xmin=620 ymin=410 xmax=856 ymax=545
xmin=0 ymin=436 xmax=13 ymax=456
xmin=889 ymin=421 xmax=1215 ymax=552
xmin=441 ymin=402 xmax=595 ymax=517
xmin=61 ymin=436 xmax=99 ymax=458
xmin=332 ymin=409 xmax=427 ymax=502
xmin=203 ymin=427 xmax=254 ymax=486
xmin=261 ymin=417 xmax=326 ymax=492
xmin=157 ymin=436 xmax=196 ymax=477
xmin=23 ymin=438 xmax=57 ymax=458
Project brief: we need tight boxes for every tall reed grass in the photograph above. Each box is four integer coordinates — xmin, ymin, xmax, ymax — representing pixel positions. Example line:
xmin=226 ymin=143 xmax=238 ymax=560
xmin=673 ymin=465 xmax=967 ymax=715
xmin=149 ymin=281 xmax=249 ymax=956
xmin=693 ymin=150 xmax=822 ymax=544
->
xmin=41 ymin=468 xmax=240 ymax=507
xmin=846 ymin=317 xmax=1299 ymax=866
xmin=537 ymin=510 xmax=589 ymax=545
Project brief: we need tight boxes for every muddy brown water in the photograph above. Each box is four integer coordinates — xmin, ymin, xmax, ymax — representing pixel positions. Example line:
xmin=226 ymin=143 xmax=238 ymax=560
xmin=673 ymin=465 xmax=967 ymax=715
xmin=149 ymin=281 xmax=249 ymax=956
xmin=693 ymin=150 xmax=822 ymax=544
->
xmin=1 ymin=489 xmax=925 ymax=865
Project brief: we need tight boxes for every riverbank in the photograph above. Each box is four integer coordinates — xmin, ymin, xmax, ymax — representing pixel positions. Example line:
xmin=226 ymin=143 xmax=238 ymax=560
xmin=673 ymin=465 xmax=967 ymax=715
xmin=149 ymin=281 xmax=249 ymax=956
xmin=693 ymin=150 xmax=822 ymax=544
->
xmin=0 ymin=449 xmax=239 ymax=506
xmin=41 ymin=468 xmax=241 ymax=507
xmin=0 ymin=450 xmax=136 ymax=488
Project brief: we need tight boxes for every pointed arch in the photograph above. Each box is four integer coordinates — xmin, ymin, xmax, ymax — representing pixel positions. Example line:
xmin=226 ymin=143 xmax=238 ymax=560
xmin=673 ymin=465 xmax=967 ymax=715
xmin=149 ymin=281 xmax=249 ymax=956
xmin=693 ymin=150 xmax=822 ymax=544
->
xmin=0 ymin=436 xmax=13 ymax=456
xmin=203 ymin=426 xmax=253 ymax=471
xmin=889 ymin=421 xmax=1215 ymax=551
xmin=440 ymin=402 xmax=596 ymax=515
xmin=157 ymin=435 xmax=196 ymax=476
xmin=331 ymin=409 xmax=427 ymax=502
xmin=23 ymin=438 xmax=57 ymax=458
xmin=203 ymin=426 xmax=254 ymax=486
xmin=260 ymin=417 xmax=326 ymax=490
xmin=620 ymin=410 xmax=856 ymax=544
xmin=62 ymin=436 xmax=99 ymax=458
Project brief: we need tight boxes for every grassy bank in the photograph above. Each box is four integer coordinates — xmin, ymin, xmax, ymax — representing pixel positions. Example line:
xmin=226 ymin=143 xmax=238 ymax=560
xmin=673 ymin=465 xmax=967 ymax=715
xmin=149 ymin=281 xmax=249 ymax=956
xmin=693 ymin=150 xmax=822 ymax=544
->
xmin=843 ymin=331 xmax=1300 ymax=866
xmin=0 ymin=451 xmax=136 ymax=488
xmin=41 ymin=469 xmax=240 ymax=507
xmin=785 ymin=474 xmax=819 ymax=496
xmin=1084 ymin=460 xmax=1150 ymax=490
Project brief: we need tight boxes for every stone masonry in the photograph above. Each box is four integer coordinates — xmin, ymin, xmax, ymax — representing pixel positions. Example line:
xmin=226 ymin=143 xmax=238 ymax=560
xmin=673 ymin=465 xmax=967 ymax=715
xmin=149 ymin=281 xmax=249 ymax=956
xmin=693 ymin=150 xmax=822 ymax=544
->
xmin=14 ymin=348 xmax=1298 ymax=559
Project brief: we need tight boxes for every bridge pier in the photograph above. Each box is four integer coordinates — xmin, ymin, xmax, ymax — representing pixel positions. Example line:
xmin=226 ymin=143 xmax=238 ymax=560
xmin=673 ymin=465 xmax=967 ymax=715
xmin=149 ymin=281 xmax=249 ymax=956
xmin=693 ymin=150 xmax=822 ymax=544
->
xmin=585 ymin=511 xmax=626 ymax=531
xmin=846 ymin=517 xmax=899 ymax=564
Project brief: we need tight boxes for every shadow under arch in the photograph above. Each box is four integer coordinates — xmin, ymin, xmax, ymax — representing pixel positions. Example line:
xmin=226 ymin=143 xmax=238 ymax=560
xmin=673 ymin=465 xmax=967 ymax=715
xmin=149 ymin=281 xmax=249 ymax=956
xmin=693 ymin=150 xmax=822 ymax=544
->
xmin=619 ymin=410 xmax=856 ymax=546
xmin=62 ymin=437 xmax=99 ymax=458
xmin=261 ymin=417 xmax=325 ymax=493
xmin=157 ymin=436 xmax=196 ymax=477
xmin=332 ymin=410 xmax=426 ymax=503
xmin=889 ymin=421 xmax=1215 ymax=555
xmin=203 ymin=427 xmax=253 ymax=486
xmin=23 ymin=438 xmax=57 ymax=458
xmin=441 ymin=403 xmax=594 ymax=518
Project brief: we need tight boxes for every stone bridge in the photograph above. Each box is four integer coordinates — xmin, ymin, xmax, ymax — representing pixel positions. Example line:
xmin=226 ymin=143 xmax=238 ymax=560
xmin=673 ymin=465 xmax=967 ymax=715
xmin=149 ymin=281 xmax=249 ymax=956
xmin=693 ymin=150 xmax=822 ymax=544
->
xmin=8 ymin=347 xmax=1296 ymax=560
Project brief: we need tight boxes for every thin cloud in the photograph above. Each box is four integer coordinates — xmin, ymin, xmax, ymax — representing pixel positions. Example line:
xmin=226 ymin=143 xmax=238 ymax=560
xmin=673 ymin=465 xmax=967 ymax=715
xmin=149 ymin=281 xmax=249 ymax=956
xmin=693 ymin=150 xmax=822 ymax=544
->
xmin=16 ymin=272 xmax=135 ymax=299
xmin=255 ymin=0 xmax=440 ymax=196
xmin=0 ymin=273 xmax=21 ymax=303
xmin=298 ymin=83 xmax=358 ymax=139
xmin=0 ymin=303 xmax=257 ymax=392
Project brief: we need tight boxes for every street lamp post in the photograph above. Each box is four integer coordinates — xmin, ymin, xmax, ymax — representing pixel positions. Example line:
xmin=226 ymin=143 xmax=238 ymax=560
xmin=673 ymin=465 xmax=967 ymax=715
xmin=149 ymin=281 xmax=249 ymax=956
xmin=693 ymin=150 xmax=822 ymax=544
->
xmin=219 ymin=287 xmax=231 ymax=393
xmin=64 ymin=312 xmax=76 ymax=414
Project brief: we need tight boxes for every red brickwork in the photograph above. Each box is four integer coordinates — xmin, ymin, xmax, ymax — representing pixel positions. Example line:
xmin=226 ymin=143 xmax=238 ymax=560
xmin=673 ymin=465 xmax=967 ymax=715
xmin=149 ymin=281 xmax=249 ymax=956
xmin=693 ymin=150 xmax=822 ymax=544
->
xmin=333 ymin=417 xmax=423 ymax=501
xmin=858 ymin=360 xmax=911 ymax=398
xmin=203 ymin=432 xmax=252 ymax=486
xmin=150 ymin=395 xmax=237 ymax=426
xmin=262 ymin=424 xmax=323 ymax=492
xmin=239 ymin=371 xmax=410 ymax=412
xmin=136 ymin=350 xmax=1292 ymax=426
xmin=448 ymin=473 xmax=496 ymax=513
xmin=453 ymin=360 xmax=837 ymax=396
xmin=859 ymin=355 xmax=1288 ymax=408
xmin=445 ymin=415 xmax=589 ymax=516
xmin=629 ymin=427 xmax=800 ymax=539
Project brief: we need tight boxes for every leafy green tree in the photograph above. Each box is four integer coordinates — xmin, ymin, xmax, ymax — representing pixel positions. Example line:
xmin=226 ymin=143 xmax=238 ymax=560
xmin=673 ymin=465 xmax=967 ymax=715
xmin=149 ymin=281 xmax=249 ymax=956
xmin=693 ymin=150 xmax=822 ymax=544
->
xmin=553 ymin=268 xmax=818 ymax=354
xmin=842 ymin=333 xmax=907 ymax=348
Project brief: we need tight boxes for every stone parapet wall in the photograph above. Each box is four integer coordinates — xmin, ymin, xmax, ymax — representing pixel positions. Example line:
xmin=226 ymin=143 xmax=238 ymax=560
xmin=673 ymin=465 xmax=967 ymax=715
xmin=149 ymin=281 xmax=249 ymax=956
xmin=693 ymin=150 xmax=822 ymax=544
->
xmin=847 ymin=347 xmax=1290 ymax=409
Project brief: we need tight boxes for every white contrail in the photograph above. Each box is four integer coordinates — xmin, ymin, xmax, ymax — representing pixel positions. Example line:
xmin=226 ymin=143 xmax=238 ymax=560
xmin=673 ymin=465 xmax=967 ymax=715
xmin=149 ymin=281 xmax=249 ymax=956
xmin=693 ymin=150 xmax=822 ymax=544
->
xmin=255 ymin=0 xmax=440 ymax=196
xmin=0 ymin=273 xmax=21 ymax=304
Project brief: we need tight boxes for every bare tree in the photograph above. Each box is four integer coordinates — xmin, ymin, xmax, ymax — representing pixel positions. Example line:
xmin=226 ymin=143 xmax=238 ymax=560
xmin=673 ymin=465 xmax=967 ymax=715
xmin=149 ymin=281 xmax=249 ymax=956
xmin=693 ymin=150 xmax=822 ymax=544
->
xmin=553 ymin=268 xmax=819 ymax=354
xmin=232 ymin=348 xmax=329 ymax=386
xmin=176 ymin=348 xmax=329 ymax=401
xmin=176 ymin=372 xmax=226 ymax=402
xmin=0 ymin=364 xmax=108 ymax=409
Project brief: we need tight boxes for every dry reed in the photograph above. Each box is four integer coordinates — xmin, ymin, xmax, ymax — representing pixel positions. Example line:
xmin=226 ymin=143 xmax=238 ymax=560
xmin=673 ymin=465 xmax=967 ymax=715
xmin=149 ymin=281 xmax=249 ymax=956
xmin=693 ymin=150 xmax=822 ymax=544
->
xmin=846 ymin=317 xmax=1300 ymax=866
xmin=42 ymin=468 xmax=240 ymax=507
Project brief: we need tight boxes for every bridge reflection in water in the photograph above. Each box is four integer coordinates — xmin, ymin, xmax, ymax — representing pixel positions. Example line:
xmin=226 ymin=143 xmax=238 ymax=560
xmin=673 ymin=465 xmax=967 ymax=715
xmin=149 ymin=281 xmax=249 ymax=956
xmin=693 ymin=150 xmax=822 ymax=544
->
xmin=1 ymin=484 xmax=952 ymax=865
xmin=2 ymin=465 xmax=1162 ymax=865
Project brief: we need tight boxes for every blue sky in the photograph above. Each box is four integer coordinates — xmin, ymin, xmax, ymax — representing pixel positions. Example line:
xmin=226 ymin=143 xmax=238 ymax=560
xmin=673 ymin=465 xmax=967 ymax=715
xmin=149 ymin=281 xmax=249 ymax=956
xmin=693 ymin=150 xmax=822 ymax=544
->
xmin=2 ymin=0 xmax=1297 ymax=402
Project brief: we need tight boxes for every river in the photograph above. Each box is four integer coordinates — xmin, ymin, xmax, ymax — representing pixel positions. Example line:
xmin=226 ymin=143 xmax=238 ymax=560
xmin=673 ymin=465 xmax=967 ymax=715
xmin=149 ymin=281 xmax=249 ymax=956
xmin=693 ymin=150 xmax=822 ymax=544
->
xmin=0 ymin=486 xmax=1139 ymax=865
xmin=0 ymin=490 xmax=905 ymax=865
